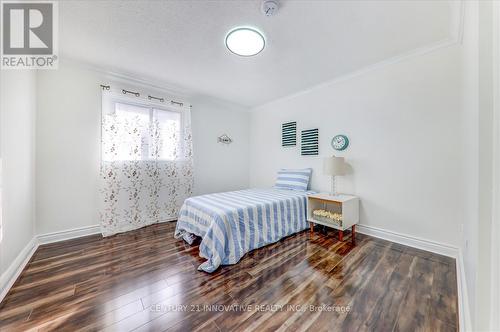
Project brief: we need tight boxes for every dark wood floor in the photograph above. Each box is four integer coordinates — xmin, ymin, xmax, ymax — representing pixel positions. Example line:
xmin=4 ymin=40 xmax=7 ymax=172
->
xmin=0 ymin=222 xmax=458 ymax=331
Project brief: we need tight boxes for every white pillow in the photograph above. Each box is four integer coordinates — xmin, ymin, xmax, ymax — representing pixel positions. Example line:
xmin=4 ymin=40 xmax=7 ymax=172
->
xmin=274 ymin=168 xmax=312 ymax=191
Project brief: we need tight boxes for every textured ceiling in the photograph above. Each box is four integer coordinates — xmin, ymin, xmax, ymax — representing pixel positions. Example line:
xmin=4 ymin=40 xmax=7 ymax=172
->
xmin=59 ymin=0 xmax=455 ymax=107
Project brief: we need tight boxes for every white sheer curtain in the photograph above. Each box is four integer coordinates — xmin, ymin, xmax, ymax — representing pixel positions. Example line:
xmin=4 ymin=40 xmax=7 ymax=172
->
xmin=99 ymin=92 xmax=193 ymax=237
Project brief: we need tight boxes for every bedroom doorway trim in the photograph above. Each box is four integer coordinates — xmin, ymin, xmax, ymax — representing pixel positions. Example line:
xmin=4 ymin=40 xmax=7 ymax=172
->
xmin=490 ymin=1 xmax=500 ymax=328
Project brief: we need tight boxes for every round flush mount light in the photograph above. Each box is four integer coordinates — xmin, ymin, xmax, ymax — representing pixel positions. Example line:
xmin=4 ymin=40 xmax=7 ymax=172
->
xmin=225 ymin=27 xmax=265 ymax=57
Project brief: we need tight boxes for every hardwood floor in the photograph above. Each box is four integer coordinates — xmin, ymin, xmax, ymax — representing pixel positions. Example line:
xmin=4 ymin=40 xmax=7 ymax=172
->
xmin=0 ymin=222 xmax=458 ymax=331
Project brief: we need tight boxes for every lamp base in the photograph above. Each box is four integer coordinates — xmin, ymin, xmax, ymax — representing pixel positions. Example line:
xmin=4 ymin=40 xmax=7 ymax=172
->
xmin=330 ymin=175 xmax=337 ymax=196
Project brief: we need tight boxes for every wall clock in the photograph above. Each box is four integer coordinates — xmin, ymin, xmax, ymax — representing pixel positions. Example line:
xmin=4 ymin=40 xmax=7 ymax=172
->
xmin=331 ymin=135 xmax=349 ymax=151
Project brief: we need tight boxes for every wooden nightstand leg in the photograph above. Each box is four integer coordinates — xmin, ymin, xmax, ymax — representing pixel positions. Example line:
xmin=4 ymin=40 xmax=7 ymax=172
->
xmin=310 ymin=223 xmax=314 ymax=234
xmin=339 ymin=230 xmax=343 ymax=241
xmin=351 ymin=225 xmax=356 ymax=244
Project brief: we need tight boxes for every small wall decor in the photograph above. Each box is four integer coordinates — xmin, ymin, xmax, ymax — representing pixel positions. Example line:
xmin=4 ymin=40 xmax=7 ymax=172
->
xmin=331 ymin=134 xmax=349 ymax=151
xmin=301 ymin=128 xmax=319 ymax=155
xmin=217 ymin=134 xmax=233 ymax=144
xmin=282 ymin=121 xmax=297 ymax=147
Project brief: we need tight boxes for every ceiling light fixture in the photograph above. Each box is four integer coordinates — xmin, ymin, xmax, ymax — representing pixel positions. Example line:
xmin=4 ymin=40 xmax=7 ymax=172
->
xmin=225 ymin=27 xmax=265 ymax=57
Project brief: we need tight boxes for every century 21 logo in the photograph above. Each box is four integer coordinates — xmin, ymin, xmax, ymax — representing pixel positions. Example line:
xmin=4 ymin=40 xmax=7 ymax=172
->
xmin=2 ymin=2 xmax=53 ymax=55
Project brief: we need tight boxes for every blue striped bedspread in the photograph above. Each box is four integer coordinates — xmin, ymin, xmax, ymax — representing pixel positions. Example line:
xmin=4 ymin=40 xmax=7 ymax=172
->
xmin=174 ymin=188 xmax=314 ymax=272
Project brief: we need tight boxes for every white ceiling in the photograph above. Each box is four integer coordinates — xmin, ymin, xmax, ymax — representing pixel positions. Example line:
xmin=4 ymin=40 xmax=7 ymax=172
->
xmin=59 ymin=0 xmax=456 ymax=107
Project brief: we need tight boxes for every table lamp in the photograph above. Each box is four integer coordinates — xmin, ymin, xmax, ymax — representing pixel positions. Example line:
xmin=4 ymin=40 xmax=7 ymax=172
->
xmin=323 ymin=156 xmax=345 ymax=196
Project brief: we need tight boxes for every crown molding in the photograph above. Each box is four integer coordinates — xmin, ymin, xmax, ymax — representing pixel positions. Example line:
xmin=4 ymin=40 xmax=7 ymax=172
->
xmin=253 ymin=0 xmax=465 ymax=110
xmin=58 ymin=1 xmax=465 ymax=112
xmin=59 ymin=57 xmax=193 ymax=103
xmin=58 ymin=57 xmax=250 ymax=111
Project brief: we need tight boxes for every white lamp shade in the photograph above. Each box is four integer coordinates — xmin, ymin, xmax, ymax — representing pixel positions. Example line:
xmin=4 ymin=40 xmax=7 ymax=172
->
xmin=323 ymin=156 xmax=345 ymax=176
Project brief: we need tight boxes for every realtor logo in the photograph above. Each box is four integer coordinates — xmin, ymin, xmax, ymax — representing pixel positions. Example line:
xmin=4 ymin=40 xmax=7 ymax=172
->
xmin=1 ymin=0 xmax=58 ymax=69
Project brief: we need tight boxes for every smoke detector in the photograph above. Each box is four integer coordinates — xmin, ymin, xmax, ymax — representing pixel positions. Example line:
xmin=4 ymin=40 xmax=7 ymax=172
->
xmin=261 ymin=0 xmax=279 ymax=17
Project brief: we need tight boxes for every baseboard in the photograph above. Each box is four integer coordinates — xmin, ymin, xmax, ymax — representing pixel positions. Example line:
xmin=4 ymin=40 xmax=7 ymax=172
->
xmin=37 ymin=224 xmax=101 ymax=245
xmin=356 ymin=224 xmax=459 ymax=258
xmin=356 ymin=224 xmax=470 ymax=331
xmin=2 ymin=222 xmax=471 ymax=331
xmin=0 ymin=236 xmax=38 ymax=304
xmin=456 ymin=249 xmax=472 ymax=332
xmin=1 ymin=225 xmax=101 ymax=304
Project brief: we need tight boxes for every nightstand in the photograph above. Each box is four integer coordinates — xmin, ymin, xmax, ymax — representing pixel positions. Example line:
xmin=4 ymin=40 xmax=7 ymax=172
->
xmin=307 ymin=193 xmax=359 ymax=243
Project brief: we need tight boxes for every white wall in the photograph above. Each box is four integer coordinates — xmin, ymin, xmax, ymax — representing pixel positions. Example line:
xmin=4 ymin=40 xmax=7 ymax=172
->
xmin=36 ymin=64 xmax=101 ymax=235
xmin=0 ymin=71 xmax=36 ymax=279
xmin=190 ymin=96 xmax=249 ymax=195
xmin=36 ymin=62 xmax=250 ymax=235
xmin=249 ymin=46 xmax=463 ymax=248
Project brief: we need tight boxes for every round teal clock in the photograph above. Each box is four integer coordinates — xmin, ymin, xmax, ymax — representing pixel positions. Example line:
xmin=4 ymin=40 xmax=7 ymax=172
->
xmin=331 ymin=135 xmax=349 ymax=151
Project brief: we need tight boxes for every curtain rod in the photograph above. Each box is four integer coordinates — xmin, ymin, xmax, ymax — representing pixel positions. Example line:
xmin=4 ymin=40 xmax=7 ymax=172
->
xmin=100 ymin=84 xmax=187 ymax=107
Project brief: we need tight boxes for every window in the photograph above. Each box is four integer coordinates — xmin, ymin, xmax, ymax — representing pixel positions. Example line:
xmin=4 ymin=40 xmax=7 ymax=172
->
xmin=102 ymin=100 xmax=183 ymax=162
xmin=99 ymin=91 xmax=193 ymax=236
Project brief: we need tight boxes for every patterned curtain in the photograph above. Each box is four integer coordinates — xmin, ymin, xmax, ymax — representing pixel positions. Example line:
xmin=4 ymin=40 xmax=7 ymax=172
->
xmin=99 ymin=95 xmax=193 ymax=237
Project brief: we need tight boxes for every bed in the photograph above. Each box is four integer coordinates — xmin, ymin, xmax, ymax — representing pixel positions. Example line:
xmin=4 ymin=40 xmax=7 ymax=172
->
xmin=174 ymin=187 xmax=314 ymax=272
